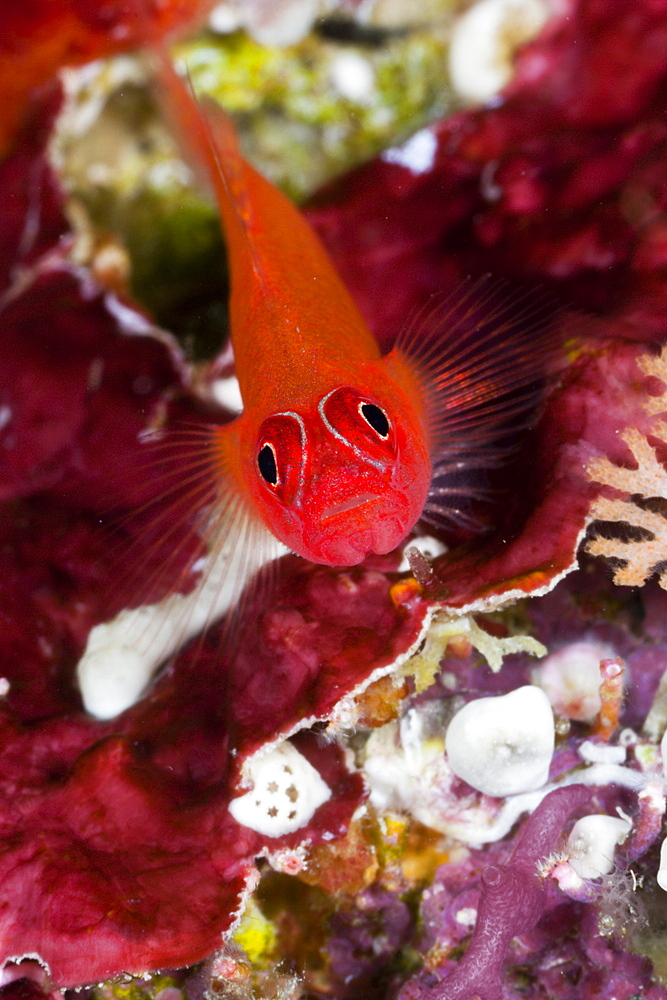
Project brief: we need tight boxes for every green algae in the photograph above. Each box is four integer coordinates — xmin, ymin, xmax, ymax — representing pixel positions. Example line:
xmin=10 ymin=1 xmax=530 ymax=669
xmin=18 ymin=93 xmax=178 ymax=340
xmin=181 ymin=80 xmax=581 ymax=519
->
xmin=177 ymin=25 xmax=453 ymax=200
xmin=55 ymin=17 xmax=455 ymax=354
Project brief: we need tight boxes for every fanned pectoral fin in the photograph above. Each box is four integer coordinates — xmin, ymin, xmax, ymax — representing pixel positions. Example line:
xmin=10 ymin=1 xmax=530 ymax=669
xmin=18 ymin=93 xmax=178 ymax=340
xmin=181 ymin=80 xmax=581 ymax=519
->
xmin=78 ymin=419 xmax=285 ymax=719
xmin=395 ymin=276 xmax=564 ymax=534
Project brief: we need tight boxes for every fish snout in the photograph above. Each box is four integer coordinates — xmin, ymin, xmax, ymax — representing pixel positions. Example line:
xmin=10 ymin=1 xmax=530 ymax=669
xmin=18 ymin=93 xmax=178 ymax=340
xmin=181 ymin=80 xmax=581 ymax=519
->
xmin=320 ymin=493 xmax=380 ymax=521
xmin=306 ymin=489 xmax=412 ymax=565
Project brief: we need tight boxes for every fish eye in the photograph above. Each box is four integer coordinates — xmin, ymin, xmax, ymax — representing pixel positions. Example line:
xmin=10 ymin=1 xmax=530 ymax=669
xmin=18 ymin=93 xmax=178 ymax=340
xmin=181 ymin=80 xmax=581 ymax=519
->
xmin=254 ymin=412 xmax=306 ymax=504
xmin=257 ymin=443 xmax=278 ymax=485
xmin=319 ymin=387 xmax=397 ymax=464
xmin=359 ymin=402 xmax=390 ymax=438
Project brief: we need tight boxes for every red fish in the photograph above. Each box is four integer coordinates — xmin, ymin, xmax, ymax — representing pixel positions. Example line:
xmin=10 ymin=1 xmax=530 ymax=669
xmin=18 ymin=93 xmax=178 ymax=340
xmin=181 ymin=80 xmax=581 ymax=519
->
xmin=77 ymin=44 xmax=561 ymax=717
xmin=139 ymin=50 xmax=557 ymax=571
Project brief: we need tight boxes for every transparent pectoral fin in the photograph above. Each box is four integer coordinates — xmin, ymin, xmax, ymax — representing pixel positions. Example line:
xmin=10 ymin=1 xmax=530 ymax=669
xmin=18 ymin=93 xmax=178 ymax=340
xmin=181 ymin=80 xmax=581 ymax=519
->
xmin=77 ymin=420 xmax=286 ymax=719
xmin=395 ymin=276 xmax=564 ymax=534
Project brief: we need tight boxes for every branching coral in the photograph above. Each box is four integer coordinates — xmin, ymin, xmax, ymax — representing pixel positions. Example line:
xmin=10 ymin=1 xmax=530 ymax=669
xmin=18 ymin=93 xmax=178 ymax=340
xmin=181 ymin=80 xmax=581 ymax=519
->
xmin=398 ymin=611 xmax=547 ymax=695
xmin=401 ymin=785 xmax=591 ymax=1000
xmin=586 ymin=345 xmax=667 ymax=588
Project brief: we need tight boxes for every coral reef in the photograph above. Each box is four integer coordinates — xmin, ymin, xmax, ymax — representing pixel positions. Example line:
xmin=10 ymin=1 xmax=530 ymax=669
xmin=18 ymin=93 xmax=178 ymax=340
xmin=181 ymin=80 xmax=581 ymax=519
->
xmin=587 ymin=344 xmax=667 ymax=588
xmin=3 ymin=0 xmax=667 ymax=998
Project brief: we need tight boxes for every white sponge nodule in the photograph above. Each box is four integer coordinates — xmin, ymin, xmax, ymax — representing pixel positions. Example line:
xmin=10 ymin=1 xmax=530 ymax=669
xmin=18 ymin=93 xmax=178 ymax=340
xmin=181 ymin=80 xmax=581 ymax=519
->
xmin=445 ymin=685 xmax=555 ymax=797
xmin=229 ymin=741 xmax=332 ymax=838
xmin=567 ymin=814 xmax=631 ymax=879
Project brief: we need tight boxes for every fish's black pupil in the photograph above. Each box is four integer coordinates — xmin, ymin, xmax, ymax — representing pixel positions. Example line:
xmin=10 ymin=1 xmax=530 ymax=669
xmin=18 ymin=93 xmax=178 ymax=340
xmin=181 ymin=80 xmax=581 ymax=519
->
xmin=361 ymin=403 xmax=389 ymax=437
xmin=258 ymin=444 xmax=278 ymax=485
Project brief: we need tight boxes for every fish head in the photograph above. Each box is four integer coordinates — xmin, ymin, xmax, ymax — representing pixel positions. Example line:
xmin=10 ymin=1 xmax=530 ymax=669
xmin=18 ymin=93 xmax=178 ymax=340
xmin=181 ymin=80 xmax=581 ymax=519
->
xmin=245 ymin=383 xmax=431 ymax=566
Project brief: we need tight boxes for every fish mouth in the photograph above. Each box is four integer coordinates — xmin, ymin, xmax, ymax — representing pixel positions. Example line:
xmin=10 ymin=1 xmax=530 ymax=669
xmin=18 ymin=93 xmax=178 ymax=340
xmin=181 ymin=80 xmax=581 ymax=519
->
xmin=320 ymin=493 xmax=380 ymax=521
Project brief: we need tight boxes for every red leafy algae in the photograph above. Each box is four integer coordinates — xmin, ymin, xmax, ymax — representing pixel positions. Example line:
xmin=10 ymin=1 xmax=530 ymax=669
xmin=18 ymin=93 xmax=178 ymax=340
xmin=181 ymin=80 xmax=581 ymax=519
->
xmin=0 ymin=208 xmax=426 ymax=981
xmin=309 ymin=0 xmax=667 ymax=343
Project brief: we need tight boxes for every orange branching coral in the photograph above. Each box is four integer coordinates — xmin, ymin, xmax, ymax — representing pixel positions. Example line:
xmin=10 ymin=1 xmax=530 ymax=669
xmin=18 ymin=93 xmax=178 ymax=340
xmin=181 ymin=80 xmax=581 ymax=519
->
xmin=585 ymin=345 xmax=667 ymax=588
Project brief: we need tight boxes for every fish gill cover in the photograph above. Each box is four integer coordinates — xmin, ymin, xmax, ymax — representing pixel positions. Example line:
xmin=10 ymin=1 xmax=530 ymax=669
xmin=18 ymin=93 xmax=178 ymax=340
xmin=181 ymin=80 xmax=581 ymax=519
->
xmin=2 ymin=0 xmax=667 ymax=997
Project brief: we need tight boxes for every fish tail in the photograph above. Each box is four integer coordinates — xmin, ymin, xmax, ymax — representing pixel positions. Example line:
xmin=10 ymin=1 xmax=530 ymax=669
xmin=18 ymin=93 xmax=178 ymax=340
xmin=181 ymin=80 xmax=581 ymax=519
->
xmin=131 ymin=0 xmax=260 ymax=269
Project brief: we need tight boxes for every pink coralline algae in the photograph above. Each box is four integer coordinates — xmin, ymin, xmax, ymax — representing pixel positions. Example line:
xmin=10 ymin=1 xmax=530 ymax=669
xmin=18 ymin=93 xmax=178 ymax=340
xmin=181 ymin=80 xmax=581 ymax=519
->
xmin=400 ymin=785 xmax=592 ymax=1000
xmin=3 ymin=0 xmax=667 ymax=994
xmin=414 ymin=859 xmax=667 ymax=1000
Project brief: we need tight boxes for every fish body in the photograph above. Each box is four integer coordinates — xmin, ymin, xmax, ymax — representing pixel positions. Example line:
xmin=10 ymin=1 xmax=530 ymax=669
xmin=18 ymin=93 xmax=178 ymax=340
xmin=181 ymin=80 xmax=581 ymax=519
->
xmin=154 ymin=53 xmax=432 ymax=566
xmin=217 ymin=146 xmax=432 ymax=565
xmin=77 ymin=41 xmax=562 ymax=718
xmin=142 ymin=47 xmax=560 ymax=574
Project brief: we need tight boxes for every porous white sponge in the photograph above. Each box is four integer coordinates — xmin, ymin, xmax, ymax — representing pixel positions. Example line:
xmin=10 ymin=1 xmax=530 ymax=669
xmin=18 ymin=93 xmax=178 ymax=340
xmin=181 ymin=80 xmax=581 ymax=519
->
xmin=445 ymin=685 xmax=555 ymax=797
xmin=228 ymin=741 xmax=332 ymax=838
